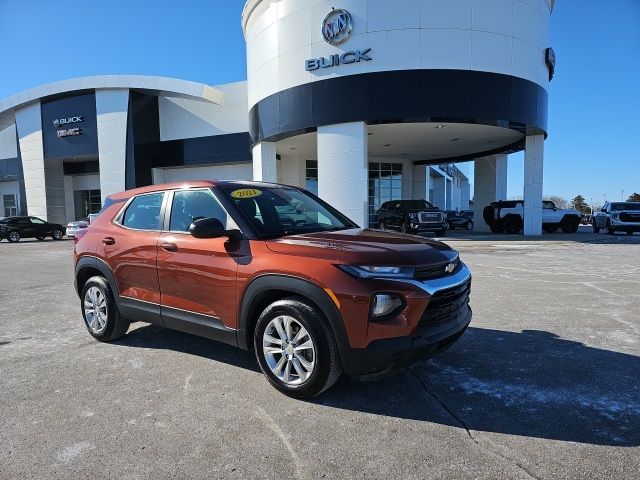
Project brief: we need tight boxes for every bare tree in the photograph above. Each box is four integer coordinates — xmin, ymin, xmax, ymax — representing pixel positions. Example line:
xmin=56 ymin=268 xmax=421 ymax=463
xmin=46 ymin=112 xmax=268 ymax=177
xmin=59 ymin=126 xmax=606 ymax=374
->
xmin=544 ymin=195 xmax=569 ymax=209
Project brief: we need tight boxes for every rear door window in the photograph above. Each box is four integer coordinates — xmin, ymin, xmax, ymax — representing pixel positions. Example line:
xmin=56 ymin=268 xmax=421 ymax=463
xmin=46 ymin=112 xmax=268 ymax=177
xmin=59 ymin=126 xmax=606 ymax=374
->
xmin=121 ymin=193 xmax=164 ymax=230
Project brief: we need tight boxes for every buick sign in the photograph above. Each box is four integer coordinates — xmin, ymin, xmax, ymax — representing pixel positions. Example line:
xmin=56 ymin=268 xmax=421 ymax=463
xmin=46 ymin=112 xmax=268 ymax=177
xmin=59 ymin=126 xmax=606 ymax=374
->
xmin=322 ymin=9 xmax=353 ymax=45
xmin=305 ymin=48 xmax=372 ymax=71
xmin=53 ymin=115 xmax=84 ymax=128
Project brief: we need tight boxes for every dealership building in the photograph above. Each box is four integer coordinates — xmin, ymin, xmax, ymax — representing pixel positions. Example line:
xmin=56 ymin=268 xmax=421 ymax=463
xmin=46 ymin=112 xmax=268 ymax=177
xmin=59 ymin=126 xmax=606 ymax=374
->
xmin=0 ymin=0 xmax=553 ymax=234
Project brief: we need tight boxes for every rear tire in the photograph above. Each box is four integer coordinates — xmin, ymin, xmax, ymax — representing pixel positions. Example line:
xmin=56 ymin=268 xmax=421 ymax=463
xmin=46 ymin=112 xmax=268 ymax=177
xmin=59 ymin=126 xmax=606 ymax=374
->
xmin=254 ymin=296 xmax=342 ymax=399
xmin=81 ymin=276 xmax=129 ymax=342
xmin=7 ymin=230 xmax=20 ymax=243
xmin=52 ymin=228 xmax=64 ymax=240
xmin=504 ymin=217 xmax=522 ymax=234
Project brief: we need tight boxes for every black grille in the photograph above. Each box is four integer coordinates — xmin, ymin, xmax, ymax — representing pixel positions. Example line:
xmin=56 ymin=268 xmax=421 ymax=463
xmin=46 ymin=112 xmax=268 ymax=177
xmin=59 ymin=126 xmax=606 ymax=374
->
xmin=414 ymin=261 xmax=459 ymax=280
xmin=419 ymin=280 xmax=471 ymax=327
xmin=620 ymin=212 xmax=640 ymax=222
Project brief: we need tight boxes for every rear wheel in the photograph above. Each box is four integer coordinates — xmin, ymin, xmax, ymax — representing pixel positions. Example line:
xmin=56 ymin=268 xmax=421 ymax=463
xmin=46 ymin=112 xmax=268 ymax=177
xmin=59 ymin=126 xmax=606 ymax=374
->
xmin=560 ymin=217 xmax=579 ymax=233
xmin=52 ymin=228 xmax=64 ymax=240
xmin=81 ymin=276 xmax=129 ymax=341
xmin=7 ymin=230 xmax=20 ymax=243
xmin=489 ymin=221 xmax=504 ymax=234
xmin=504 ymin=217 xmax=522 ymax=234
xmin=254 ymin=296 xmax=342 ymax=399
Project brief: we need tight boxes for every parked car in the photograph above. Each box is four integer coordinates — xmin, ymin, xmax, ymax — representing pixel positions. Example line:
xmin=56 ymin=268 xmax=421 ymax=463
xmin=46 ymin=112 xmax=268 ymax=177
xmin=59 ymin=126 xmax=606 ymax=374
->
xmin=66 ymin=217 xmax=90 ymax=238
xmin=445 ymin=210 xmax=474 ymax=230
xmin=0 ymin=216 xmax=65 ymax=243
xmin=482 ymin=200 xmax=581 ymax=234
xmin=74 ymin=181 xmax=472 ymax=398
xmin=592 ymin=201 xmax=640 ymax=235
xmin=377 ymin=199 xmax=448 ymax=236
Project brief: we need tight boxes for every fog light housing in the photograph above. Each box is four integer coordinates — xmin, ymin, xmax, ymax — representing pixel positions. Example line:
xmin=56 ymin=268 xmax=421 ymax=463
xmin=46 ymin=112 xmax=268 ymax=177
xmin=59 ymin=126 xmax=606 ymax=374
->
xmin=370 ymin=293 xmax=405 ymax=319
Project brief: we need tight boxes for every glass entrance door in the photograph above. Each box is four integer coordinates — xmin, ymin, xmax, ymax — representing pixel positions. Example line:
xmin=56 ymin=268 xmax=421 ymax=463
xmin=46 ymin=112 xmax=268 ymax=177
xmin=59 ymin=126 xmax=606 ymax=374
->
xmin=368 ymin=162 xmax=403 ymax=227
xmin=73 ymin=189 xmax=101 ymax=219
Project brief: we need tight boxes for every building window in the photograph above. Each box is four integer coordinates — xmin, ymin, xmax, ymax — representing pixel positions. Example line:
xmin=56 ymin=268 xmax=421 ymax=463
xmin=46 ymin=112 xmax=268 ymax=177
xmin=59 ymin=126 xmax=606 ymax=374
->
xmin=73 ymin=189 xmax=102 ymax=220
xmin=306 ymin=160 xmax=318 ymax=195
xmin=3 ymin=194 xmax=18 ymax=217
xmin=368 ymin=162 xmax=403 ymax=227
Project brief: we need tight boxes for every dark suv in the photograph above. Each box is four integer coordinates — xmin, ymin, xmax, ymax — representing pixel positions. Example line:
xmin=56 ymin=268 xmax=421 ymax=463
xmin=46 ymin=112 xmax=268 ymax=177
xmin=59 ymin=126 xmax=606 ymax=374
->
xmin=377 ymin=200 xmax=448 ymax=236
xmin=0 ymin=216 xmax=65 ymax=242
xmin=74 ymin=181 xmax=471 ymax=398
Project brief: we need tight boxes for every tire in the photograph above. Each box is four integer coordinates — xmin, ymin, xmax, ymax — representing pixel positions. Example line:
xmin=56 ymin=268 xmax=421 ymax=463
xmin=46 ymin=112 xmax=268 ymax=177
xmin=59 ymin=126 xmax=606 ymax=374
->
xmin=465 ymin=221 xmax=473 ymax=230
xmin=254 ymin=296 xmax=342 ymax=399
xmin=81 ymin=276 xmax=129 ymax=342
xmin=504 ymin=217 xmax=522 ymax=234
xmin=36 ymin=235 xmax=46 ymax=241
xmin=592 ymin=223 xmax=600 ymax=233
xmin=400 ymin=222 xmax=408 ymax=234
xmin=560 ymin=217 xmax=579 ymax=234
xmin=52 ymin=228 xmax=64 ymax=240
xmin=489 ymin=222 xmax=504 ymax=234
xmin=607 ymin=222 xmax=615 ymax=235
xmin=7 ymin=230 xmax=20 ymax=243
xmin=543 ymin=224 xmax=558 ymax=233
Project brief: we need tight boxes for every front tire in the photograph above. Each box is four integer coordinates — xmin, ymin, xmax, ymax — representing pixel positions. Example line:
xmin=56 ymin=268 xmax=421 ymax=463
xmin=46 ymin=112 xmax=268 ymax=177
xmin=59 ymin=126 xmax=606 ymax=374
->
xmin=592 ymin=223 xmax=600 ymax=233
xmin=607 ymin=222 xmax=615 ymax=235
xmin=504 ymin=217 xmax=522 ymax=234
xmin=7 ymin=230 xmax=20 ymax=243
xmin=254 ymin=296 xmax=342 ymax=399
xmin=560 ymin=217 xmax=579 ymax=233
xmin=81 ymin=276 xmax=129 ymax=341
xmin=52 ymin=228 xmax=64 ymax=240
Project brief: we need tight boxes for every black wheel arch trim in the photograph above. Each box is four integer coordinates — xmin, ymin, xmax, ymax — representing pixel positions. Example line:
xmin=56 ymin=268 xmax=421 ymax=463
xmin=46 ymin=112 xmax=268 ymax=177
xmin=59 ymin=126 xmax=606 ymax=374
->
xmin=75 ymin=256 xmax=118 ymax=298
xmin=237 ymin=274 xmax=350 ymax=356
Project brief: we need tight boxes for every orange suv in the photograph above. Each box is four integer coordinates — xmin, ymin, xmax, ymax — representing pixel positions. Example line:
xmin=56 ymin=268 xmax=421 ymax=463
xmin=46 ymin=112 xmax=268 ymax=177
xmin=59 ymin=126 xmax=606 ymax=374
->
xmin=74 ymin=181 xmax=471 ymax=398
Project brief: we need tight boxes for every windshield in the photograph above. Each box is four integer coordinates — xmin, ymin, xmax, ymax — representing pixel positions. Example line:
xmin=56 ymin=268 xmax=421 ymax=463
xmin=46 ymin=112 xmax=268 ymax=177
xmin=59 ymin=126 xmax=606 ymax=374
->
xmin=404 ymin=200 xmax=433 ymax=210
xmin=222 ymin=185 xmax=358 ymax=238
xmin=611 ymin=202 xmax=640 ymax=211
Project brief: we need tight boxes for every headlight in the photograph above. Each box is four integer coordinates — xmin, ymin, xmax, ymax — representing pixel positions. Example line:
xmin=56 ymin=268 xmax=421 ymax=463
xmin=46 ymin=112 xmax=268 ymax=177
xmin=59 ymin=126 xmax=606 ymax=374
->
xmin=611 ymin=212 xmax=620 ymax=219
xmin=336 ymin=265 xmax=415 ymax=279
xmin=409 ymin=213 xmax=418 ymax=219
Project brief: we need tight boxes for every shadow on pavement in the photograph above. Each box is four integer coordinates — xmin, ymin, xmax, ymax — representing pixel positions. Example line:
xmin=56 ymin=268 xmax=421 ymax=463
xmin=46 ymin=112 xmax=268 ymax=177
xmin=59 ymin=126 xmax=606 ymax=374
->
xmin=117 ymin=324 xmax=640 ymax=447
xmin=321 ymin=327 xmax=640 ymax=447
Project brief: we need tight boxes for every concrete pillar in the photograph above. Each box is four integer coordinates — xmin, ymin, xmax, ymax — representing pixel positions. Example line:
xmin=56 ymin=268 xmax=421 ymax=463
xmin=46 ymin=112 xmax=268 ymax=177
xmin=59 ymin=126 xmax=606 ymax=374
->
xmin=523 ymin=135 xmax=544 ymax=235
xmin=15 ymin=102 xmax=48 ymax=219
xmin=411 ymin=164 xmax=430 ymax=200
xmin=473 ymin=154 xmax=508 ymax=232
xmin=317 ymin=122 xmax=368 ymax=227
xmin=445 ymin=178 xmax=453 ymax=210
xmin=96 ymin=89 xmax=129 ymax=203
xmin=252 ymin=141 xmax=277 ymax=183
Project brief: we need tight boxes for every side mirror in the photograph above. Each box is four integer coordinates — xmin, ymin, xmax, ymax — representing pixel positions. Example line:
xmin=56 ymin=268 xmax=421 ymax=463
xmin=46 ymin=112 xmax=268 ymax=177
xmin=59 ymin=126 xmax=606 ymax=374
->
xmin=189 ymin=217 xmax=241 ymax=239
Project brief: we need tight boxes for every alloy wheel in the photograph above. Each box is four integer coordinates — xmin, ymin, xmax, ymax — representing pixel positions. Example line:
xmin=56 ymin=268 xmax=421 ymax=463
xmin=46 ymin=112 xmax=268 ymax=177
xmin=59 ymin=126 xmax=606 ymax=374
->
xmin=8 ymin=231 xmax=20 ymax=242
xmin=84 ymin=286 xmax=108 ymax=334
xmin=53 ymin=229 xmax=63 ymax=240
xmin=262 ymin=315 xmax=315 ymax=386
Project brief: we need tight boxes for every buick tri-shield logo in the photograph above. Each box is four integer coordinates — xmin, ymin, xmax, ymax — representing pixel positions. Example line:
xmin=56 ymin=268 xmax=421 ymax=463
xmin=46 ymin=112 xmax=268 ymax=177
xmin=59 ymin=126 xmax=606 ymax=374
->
xmin=322 ymin=9 xmax=353 ymax=45
xmin=52 ymin=118 xmax=60 ymax=127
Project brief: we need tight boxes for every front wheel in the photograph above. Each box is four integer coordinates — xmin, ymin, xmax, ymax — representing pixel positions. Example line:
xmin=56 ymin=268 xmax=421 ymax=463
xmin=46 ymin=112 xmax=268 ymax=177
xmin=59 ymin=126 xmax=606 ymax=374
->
xmin=52 ymin=228 xmax=64 ymax=240
xmin=254 ymin=296 xmax=342 ymax=399
xmin=7 ymin=231 xmax=20 ymax=243
xmin=592 ymin=223 xmax=600 ymax=233
xmin=465 ymin=221 xmax=473 ymax=230
xmin=81 ymin=276 xmax=129 ymax=341
xmin=607 ymin=222 xmax=615 ymax=235
xmin=560 ymin=218 xmax=579 ymax=233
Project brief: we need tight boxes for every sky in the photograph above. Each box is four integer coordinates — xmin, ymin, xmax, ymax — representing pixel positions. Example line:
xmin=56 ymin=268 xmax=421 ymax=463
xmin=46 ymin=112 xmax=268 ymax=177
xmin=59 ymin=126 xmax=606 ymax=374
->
xmin=0 ymin=0 xmax=638 ymax=205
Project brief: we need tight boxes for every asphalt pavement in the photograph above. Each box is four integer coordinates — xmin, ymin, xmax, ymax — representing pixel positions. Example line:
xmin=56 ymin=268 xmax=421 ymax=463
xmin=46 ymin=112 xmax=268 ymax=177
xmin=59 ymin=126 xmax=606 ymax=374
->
xmin=1 ymin=229 xmax=639 ymax=479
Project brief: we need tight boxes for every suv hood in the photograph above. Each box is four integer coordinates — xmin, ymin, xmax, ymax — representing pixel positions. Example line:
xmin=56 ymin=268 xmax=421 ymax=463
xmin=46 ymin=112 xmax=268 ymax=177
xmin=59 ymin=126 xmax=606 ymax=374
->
xmin=265 ymin=228 xmax=455 ymax=266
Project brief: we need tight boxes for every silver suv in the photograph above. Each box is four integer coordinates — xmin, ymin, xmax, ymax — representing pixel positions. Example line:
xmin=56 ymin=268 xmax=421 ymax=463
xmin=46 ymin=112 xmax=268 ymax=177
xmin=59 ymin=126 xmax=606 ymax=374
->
xmin=593 ymin=202 xmax=640 ymax=235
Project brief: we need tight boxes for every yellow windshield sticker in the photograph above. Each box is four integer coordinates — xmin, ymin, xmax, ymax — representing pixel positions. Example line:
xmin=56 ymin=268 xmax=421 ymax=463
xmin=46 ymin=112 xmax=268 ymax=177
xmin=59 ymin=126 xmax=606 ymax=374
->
xmin=230 ymin=188 xmax=262 ymax=199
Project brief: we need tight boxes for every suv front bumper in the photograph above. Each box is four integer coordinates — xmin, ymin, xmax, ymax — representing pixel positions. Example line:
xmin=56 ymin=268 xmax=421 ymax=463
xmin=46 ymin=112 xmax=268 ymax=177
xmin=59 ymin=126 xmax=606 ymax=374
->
xmin=410 ymin=221 xmax=447 ymax=232
xmin=340 ymin=265 xmax=472 ymax=379
xmin=610 ymin=219 xmax=640 ymax=232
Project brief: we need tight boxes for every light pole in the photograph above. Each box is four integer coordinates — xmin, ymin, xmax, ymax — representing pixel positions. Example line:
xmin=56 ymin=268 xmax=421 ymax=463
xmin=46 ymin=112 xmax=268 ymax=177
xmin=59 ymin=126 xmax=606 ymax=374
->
xmin=621 ymin=189 xmax=624 ymax=201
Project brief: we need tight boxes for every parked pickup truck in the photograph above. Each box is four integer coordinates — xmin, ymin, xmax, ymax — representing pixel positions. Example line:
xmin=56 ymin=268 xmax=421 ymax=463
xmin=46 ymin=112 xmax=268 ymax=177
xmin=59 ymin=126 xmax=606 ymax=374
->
xmin=593 ymin=201 xmax=640 ymax=235
xmin=483 ymin=200 xmax=581 ymax=234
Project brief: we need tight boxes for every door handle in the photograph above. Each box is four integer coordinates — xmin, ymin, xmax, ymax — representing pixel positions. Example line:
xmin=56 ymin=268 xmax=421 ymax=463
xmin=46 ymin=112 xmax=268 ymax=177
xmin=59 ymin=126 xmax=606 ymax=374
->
xmin=160 ymin=242 xmax=177 ymax=252
xmin=102 ymin=237 xmax=115 ymax=245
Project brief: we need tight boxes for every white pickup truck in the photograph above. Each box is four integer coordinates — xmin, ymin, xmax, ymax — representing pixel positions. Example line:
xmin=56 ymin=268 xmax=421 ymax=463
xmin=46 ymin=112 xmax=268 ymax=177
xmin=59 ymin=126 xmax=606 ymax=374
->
xmin=482 ymin=200 xmax=581 ymax=234
xmin=593 ymin=201 xmax=640 ymax=235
